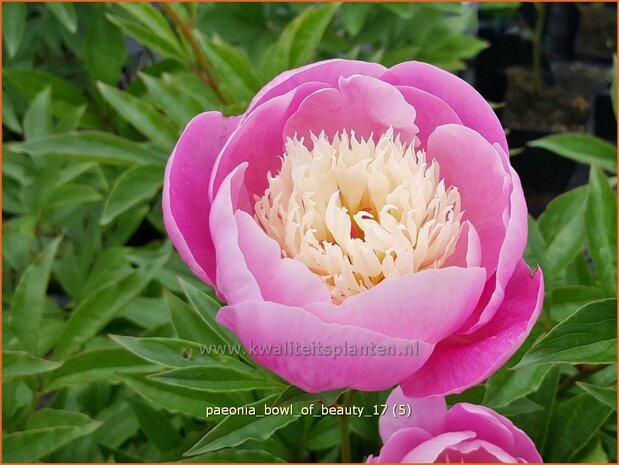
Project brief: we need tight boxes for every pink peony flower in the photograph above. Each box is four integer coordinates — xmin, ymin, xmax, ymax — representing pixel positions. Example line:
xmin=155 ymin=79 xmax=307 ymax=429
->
xmin=163 ymin=59 xmax=543 ymax=395
xmin=368 ymin=387 xmax=542 ymax=463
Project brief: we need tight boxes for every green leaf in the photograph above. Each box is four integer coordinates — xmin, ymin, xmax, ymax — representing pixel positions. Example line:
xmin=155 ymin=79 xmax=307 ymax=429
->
xmin=538 ymin=186 xmax=588 ymax=276
xmin=185 ymin=394 xmax=299 ymax=455
xmin=55 ymin=104 xmax=87 ymax=132
xmin=200 ymin=35 xmax=262 ymax=103
xmin=45 ymin=348 xmax=157 ymax=391
xmin=3 ymin=90 xmax=22 ymax=133
xmin=140 ymin=73 xmax=206 ymax=128
xmin=545 ymin=393 xmax=614 ymax=462
xmin=576 ymin=382 xmax=617 ymax=410
xmin=107 ymin=3 xmax=189 ymax=62
xmin=524 ymin=215 xmax=546 ymax=269
xmin=484 ymin=364 xmax=552 ymax=409
xmin=3 ymin=409 xmax=101 ymax=462
xmin=9 ymin=238 xmax=61 ymax=353
xmin=575 ymin=436 xmax=609 ymax=463
xmin=551 ymin=285 xmax=606 ymax=320
xmin=529 ymin=133 xmax=617 ymax=174
xmin=261 ymin=4 xmax=339 ymax=80
xmin=3 ymin=351 xmax=63 ymax=380
xmin=586 ymin=166 xmax=617 ymax=296
xmin=179 ymin=279 xmax=238 ymax=348
xmin=122 ymin=375 xmax=242 ymax=419
xmin=14 ymin=131 xmax=165 ymax=165
xmin=47 ymin=183 xmax=103 ymax=210
xmin=97 ymin=82 xmax=178 ymax=149
xmin=340 ymin=3 xmax=373 ymax=36
xmin=128 ymin=396 xmax=183 ymax=452
xmin=507 ymin=366 xmax=560 ymax=455
xmin=101 ymin=165 xmax=163 ymax=225
xmin=46 ymin=3 xmax=78 ymax=33
xmin=111 ymin=335 xmax=247 ymax=370
xmin=2 ymin=3 xmax=27 ymax=58
xmin=495 ymin=398 xmax=544 ymax=416
xmin=383 ymin=3 xmax=414 ymax=18
xmin=53 ymin=253 xmax=169 ymax=358
xmin=166 ymin=289 xmax=228 ymax=347
xmin=150 ymin=365 xmax=283 ymax=392
xmin=272 ymin=385 xmax=343 ymax=407
xmin=23 ymin=86 xmax=52 ymax=142
xmin=416 ymin=35 xmax=488 ymax=70
xmin=307 ymin=416 xmax=340 ymax=451
xmin=181 ymin=450 xmax=285 ymax=463
xmin=85 ymin=14 xmax=127 ymax=85
xmin=517 ymin=299 xmax=617 ymax=367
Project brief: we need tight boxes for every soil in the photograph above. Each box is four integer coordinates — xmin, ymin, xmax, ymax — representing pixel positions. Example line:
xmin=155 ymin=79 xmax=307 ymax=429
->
xmin=502 ymin=62 xmax=611 ymax=132
xmin=574 ymin=3 xmax=617 ymax=61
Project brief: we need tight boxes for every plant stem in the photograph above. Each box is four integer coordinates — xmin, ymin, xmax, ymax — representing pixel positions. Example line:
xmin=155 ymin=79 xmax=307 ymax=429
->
xmin=532 ymin=3 xmax=547 ymax=94
xmin=340 ymin=390 xmax=355 ymax=463
xmin=161 ymin=3 xmax=229 ymax=105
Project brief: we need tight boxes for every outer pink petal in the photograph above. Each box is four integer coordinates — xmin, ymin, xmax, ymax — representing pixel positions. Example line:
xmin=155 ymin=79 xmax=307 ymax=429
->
xmin=210 ymin=81 xmax=331 ymax=200
xmin=450 ymin=403 xmax=543 ymax=463
xmin=446 ymin=403 xmax=517 ymax=453
xmin=306 ymin=266 xmax=486 ymax=343
xmin=216 ymin=301 xmax=434 ymax=393
xmin=163 ymin=112 xmax=240 ymax=286
xmin=441 ymin=439 xmax=519 ymax=463
xmin=380 ymin=387 xmax=448 ymax=442
xmin=400 ymin=431 xmax=477 ymax=462
xmin=246 ymin=59 xmax=386 ymax=115
xmin=461 ymin=155 xmax=529 ymax=333
xmin=283 ymin=75 xmax=419 ymax=146
xmin=400 ymin=260 xmax=544 ymax=397
xmin=395 ymin=85 xmax=462 ymax=149
xmin=373 ymin=427 xmax=433 ymax=463
xmin=209 ymin=164 xmax=262 ymax=303
xmin=427 ymin=124 xmax=511 ymax=275
xmin=383 ymin=61 xmax=508 ymax=153
xmin=234 ymin=210 xmax=332 ymax=306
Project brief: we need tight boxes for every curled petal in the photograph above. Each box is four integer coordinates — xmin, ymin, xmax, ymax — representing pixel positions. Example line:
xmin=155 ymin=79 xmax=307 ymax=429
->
xmin=163 ymin=112 xmax=240 ymax=286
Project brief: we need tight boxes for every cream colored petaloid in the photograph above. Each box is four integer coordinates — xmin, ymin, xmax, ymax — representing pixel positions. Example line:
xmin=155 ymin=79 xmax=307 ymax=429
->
xmin=255 ymin=129 xmax=464 ymax=303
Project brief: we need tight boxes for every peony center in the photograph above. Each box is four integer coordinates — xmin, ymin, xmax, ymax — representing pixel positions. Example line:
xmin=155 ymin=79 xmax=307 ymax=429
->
xmin=254 ymin=129 xmax=463 ymax=303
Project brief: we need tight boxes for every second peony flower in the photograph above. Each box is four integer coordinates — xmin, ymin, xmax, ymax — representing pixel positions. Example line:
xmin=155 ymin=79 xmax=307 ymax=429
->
xmin=163 ymin=59 xmax=544 ymax=395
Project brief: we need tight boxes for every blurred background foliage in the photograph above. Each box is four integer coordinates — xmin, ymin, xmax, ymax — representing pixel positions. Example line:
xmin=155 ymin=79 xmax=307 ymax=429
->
xmin=2 ymin=2 xmax=617 ymax=463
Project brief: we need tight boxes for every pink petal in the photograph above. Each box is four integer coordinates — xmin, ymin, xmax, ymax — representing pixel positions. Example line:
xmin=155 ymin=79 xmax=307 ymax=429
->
xmin=400 ymin=260 xmax=544 ymax=397
xmin=443 ymin=221 xmax=482 ymax=268
xmin=209 ymin=164 xmax=262 ymax=303
xmin=396 ymin=85 xmax=462 ymax=149
xmin=400 ymin=431 xmax=477 ymax=462
xmin=306 ymin=266 xmax=486 ymax=343
xmin=439 ymin=439 xmax=519 ymax=463
xmin=461 ymin=152 xmax=529 ymax=333
xmin=210 ymin=81 xmax=331 ymax=200
xmin=247 ymin=59 xmax=386 ymax=115
xmin=446 ymin=403 xmax=517 ymax=453
xmin=234 ymin=210 xmax=332 ymax=306
xmin=427 ymin=124 xmax=511 ymax=275
xmin=374 ymin=427 xmax=433 ymax=463
xmin=449 ymin=403 xmax=543 ymax=463
xmin=163 ymin=112 xmax=240 ymax=286
xmin=380 ymin=387 xmax=448 ymax=442
xmin=383 ymin=61 xmax=508 ymax=153
xmin=216 ymin=301 xmax=434 ymax=393
xmin=283 ymin=74 xmax=419 ymax=146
